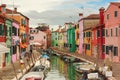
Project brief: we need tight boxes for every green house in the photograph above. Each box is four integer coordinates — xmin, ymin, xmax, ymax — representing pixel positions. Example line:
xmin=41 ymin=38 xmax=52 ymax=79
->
xmin=67 ymin=23 xmax=76 ymax=52
xmin=51 ymin=30 xmax=59 ymax=47
xmin=5 ymin=19 xmax=12 ymax=65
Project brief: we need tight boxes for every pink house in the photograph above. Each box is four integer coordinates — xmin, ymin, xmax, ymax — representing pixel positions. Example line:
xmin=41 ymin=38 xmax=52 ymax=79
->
xmin=30 ymin=28 xmax=47 ymax=49
xmin=105 ymin=2 xmax=120 ymax=62
xmin=78 ymin=13 xmax=83 ymax=54
xmin=12 ymin=20 xmax=20 ymax=63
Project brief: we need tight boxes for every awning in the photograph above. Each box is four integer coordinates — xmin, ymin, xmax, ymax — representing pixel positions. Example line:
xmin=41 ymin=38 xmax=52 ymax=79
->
xmin=20 ymin=43 xmax=25 ymax=48
xmin=30 ymin=42 xmax=42 ymax=45
xmin=0 ymin=43 xmax=10 ymax=54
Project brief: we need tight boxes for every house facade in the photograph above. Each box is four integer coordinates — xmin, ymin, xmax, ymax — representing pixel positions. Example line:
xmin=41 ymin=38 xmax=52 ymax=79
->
xmin=5 ymin=18 xmax=12 ymax=65
xmin=12 ymin=20 xmax=20 ymax=63
xmin=6 ymin=8 xmax=29 ymax=55
xmin=83 ymin=14 xmax=99 ymax=56
xmin=29 ymin=28 xmax=47 ymax=49
xmin=0 ymin=13 xmax=9 ymax=68
xmin=67 ymin=23 xmax=76 ymax=52
xmin=51 ymin=28 xmax=59 ymax=47
xmin=75 ymin=23 xmax=79 ymax=53
xmin=78 ymin=13 xmax=84 ymax=54
xmin=105 ymin=2 xmax=120 ymax=62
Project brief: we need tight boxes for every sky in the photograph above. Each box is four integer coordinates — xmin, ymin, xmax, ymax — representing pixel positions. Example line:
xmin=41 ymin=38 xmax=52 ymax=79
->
xmin=1 ymin=0 xmax=120 ymax=30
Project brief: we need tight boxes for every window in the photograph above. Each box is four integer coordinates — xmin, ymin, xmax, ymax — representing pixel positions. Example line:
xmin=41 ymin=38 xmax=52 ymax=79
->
xmin=102 ymin=45 xmax=105 ymax=52
xmin=86 ymin=32 xmax=88 ymax=37
xmin=56 ymin=44 xmax=58 ymax=46
xmin=29 ymin=36 xmax=34 ymax=40
xmin=12 ymin=46 xmax=17 ymax=54
xmin=55 ymin=38 xmax=57 ymax=40
xmin=111 ymin=29 xmax=112 ymax=37
xmin=88 ymin=32 xmax=91 ymax=37
xmin=102 ymin=29 xmax=105 ymax=36
xmin=116 ymin=28 xmax=118 ymax=36
xmin=77 ymin=33 xmax=79 ymax=39
xmin=114 ymin=47 xmax=118 ymax=56
xmin=84 ymin=32 xmax=85 ymax=37
xmin=55 ymin=33 xmax=57 ymax=35
xmin=107 ymin=14 xmax=109 ymax=20
xmin=106 ymin=29 xmax=108 ymax=37
xmin=106 ymin=46 xmax=109 ymax=54
xmin=9 ymin=27 xmax=12 ymax=36
xmin=12 ymin=27 xmax=17 ymax=36
xmin=97 ymin=30 xmax=100 ymax=37
xmin=86 ymin=44 xmax=90 ymax=50
xmin=18 ymin=29 xmax=20 ymax=36
xmin=0 ymin=24 xmax=4 ymax=36
xmin=114 ymin=11 xmax=118 ymax=17
xmin=44 ymin=36 xmax=46 ymax=39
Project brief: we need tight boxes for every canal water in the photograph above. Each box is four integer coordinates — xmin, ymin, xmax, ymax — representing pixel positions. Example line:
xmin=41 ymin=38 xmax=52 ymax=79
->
xmin=45 ymin=55 xmax=81 ymax=80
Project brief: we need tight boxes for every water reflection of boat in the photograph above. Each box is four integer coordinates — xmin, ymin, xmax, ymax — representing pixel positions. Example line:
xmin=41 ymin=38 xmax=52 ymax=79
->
xmin=62 ymin=56 xmax=80 ymax=63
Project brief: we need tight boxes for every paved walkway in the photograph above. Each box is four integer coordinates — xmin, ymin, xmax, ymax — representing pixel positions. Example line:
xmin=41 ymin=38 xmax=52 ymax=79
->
xmin=0 ymin=50 xmax=41 ymax=80
xmin=51 ymin=47 xmax=120 ymax=80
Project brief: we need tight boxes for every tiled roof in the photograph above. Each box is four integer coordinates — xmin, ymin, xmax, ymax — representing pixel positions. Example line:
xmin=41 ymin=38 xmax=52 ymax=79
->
xmin=6 ymin=9 xmax=29 ymax=19
xmin=111 ymin=2 xmax=120 ymax=6
xmin=83 ymin=14 xmax=100 ymax=20
xmin=54 ymin=29 xmax=59 ymax=32
xmin=60 ymin=28 xmax=66 ymax=32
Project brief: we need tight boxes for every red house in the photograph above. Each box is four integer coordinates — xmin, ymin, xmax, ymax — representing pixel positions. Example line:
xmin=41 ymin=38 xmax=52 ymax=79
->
xmin=97 ymin=7 xmax=105 ymax=59
xmin=92 ymin=7 xmax=105 ymax=59
xmin=0 ymin=15 xmax=6 ymax=42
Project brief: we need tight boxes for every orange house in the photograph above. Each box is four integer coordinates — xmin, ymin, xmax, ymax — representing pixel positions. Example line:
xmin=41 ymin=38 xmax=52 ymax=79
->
xmin=6 ymin=8 xmax=29 ymax=54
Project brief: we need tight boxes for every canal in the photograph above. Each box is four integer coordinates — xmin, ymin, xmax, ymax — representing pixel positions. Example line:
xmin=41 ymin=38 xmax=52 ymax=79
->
xmin=45 ymin=55 xmax=81 ymax=80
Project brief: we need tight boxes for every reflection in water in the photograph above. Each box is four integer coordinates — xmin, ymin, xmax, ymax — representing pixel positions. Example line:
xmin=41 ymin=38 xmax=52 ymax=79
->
xmin=45 ymin=55 xmax=79 ymax=80
xmin=45 ymin=56 xmax=66 ymax=80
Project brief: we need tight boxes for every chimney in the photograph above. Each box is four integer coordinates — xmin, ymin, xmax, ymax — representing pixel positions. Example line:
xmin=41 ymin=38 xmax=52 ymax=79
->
xmin=14 ymin=7 xmax=17 ymax=12
xmin=99 ymin=7 xmax=105 ymax=24
xmin=0 ymin=4 xmax=6 ymax=14
xmin=79 ymin=13 xmax=83 ymax=21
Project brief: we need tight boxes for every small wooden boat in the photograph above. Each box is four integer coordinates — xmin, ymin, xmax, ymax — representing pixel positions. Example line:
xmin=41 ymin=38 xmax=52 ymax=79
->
xmin=20 ymin=72 xmax=44 ymax=80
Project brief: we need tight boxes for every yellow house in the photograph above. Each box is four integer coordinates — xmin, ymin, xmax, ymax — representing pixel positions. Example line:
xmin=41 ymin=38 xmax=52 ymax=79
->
xmin=75 ymin=23 xmax=79 ymax=52
xmin=58 ymin=27 xmax=65 ymax=50
xmin=83 ymin=28 xmax=92 ymax=56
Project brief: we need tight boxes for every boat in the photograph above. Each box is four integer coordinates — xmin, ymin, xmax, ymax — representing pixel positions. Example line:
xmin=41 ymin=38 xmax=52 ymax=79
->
xmin=20 ymin=72 xmax=44 ymax=80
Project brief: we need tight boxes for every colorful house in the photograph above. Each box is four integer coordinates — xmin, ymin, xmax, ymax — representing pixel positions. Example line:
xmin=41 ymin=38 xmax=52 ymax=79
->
xmin=5 ymin=18 xmax=12 ymax=65
xmin=105 ymin=2 xmax=120 ymax=62
xmin=59 ymin=28 xmax=66 ymax=50
xmin=0 ymin=11 xmax=10 ymax=68
xmin=67 ymin=22 xmax=76 ymax=52
xmin=51 ymin=28 xmax=59 ymax=47
xmin=83 ymin=28 xmax=92 ymax=56
xmin=29 ymin=28 xmax=47 ymax=49
xmin=64 ymin=23 xmax=70 ymax=49
xmin=35 ymin=25 xmax=51 ymax=48
xmin=91 ymin=7 xmax=105 ymax=59
xmin=75 ymin=23 xmax=79 ymax=53
xmin=92 ymin=26 xmax=98 ymax=58
xmin=83 ymin=14 xmax=99 ymax=56
xmin=58 ymin=26 xmax=62 ymax=49
xmin=78 ymin=13 xmax=84 ymax=54
xmin=6 ymin=7 xmax=29 ymax=55
xmin=12 ymin=20 xmax=20 ymax=62
xmin=97 ymin=7 xmax=105 ymax=59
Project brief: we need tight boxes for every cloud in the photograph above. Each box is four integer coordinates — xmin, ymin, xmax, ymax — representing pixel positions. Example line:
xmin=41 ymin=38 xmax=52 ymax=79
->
xmin=24 ymin=8 xmax=82 ymax=26
xmin=2 ymin=0 xmax=118 ymax=28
